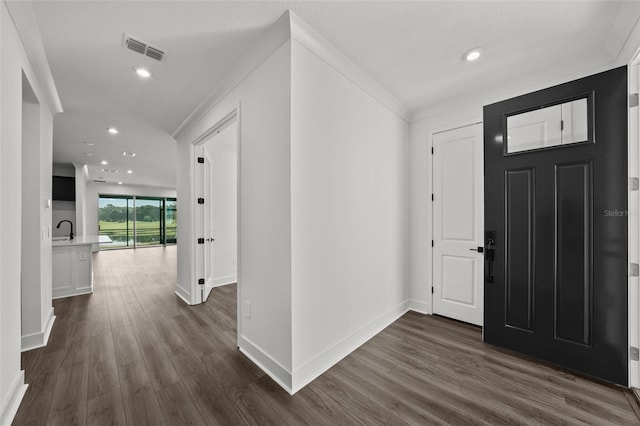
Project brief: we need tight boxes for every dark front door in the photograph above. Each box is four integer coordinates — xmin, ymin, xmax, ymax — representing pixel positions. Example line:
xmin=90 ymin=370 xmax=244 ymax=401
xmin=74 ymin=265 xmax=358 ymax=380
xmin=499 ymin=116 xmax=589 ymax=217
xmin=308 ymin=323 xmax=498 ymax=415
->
xmin=483 ymin=66 xmax=628 ymax=385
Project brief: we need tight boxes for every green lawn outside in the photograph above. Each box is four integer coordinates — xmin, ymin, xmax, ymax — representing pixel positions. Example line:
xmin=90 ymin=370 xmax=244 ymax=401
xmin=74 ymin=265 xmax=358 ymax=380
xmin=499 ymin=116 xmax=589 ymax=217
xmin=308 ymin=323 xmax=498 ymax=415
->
xmin=99 ymin=220 xmax=176 ymax=246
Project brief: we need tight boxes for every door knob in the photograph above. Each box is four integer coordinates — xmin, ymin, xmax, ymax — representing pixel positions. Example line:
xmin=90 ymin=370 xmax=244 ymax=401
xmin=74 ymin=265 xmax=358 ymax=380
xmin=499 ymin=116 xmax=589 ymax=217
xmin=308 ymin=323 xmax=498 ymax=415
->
xmin=485 ymin=231 xmax=496 ymax=283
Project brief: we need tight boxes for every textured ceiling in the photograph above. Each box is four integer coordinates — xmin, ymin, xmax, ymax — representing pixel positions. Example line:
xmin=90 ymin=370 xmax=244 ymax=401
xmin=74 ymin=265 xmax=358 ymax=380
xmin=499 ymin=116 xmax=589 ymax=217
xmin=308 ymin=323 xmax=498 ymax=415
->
xmin=27 ymin=1 xmax=639 ymax=188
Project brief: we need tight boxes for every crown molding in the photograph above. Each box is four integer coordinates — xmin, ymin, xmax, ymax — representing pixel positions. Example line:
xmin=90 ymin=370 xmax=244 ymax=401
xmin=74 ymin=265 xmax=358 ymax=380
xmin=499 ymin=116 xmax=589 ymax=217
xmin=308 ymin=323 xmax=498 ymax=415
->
xmin=172 ymin=10 xmax=292 ymax=140
xmin=173 ymin=9 xmax=412 ymax=140
xmin=288 ymin=10 xmax=411 ymax=122
xmin=4 ymin=1 xmax=63 ymax=113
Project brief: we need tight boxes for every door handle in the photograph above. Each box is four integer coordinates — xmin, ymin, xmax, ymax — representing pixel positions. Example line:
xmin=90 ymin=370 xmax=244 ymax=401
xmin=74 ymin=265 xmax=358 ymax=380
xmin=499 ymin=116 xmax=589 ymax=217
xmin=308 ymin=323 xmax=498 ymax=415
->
xmin=485 ymin=231 xmax=496 ymax=283
xmin=469 ymin=247 xmax=484 ymax=253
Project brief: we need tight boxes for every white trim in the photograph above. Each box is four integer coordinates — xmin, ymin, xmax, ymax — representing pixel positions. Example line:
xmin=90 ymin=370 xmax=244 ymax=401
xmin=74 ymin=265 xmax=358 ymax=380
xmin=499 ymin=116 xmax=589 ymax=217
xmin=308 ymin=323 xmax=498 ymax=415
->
xmin=174 ymin=285 xmax=192 ymax=305
xmin=629 ymin=49 xmax=640 ymax=389
xmin=210 ymin=276 xmax=237 ymax=288
xmin=411 ymin=62 xmax=620 ymax=124
xmin=173 ymin=10 xmax=411 ymax=138
xmin=0 ymin=370 xmax=27 ymax=426
xmin=190 ymin=108 xmax=240 ymax=305
xmin=239 ymin=335 xmax=293 ymax=394
xmin=290 ymin=301 xmax=410 ymax=394
xmin=235 ymin=101 xmax=243 ymax=349
xmin=21 ymin=308 xmax=55 ymax=352
xmin=52 ymin=286 xmax=92 ymax=300
xmin=427 ymin=120 xmax=482 ymax=317
xmin=288 ymin=12 xmax=410 ymax=122
xmin=612 ymin=8 xmax=640 ymax=66
xmin=172 ymin=12 xmax=291 ymax=139
xmin=409 ymin=299 xmax=429 ymax=314
xmin=4 ymin=1 xmax=62 ymax=113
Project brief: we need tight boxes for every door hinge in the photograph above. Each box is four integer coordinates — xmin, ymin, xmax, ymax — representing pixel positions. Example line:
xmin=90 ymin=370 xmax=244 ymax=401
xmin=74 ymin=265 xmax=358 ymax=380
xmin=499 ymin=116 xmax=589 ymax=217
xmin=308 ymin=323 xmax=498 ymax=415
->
xmin=630 ymin=263 xmax=639 ymax=277
xmin=631 ymin=346 xmax=639 ymax=361
xmin=198 ymin=278 xmax=205 ymax=285
xmin=197 ymin=157 xmax=205 ymax=164
xmin=431 ymin=147 xmax=434 ymax=154
xmin=630 ymin=93 xmax=639 ymax=108
xmin=630 ymin=177 xmax=639 ymax=191
xmin=431 ymin=194 xmax=434 ymax=201
xmin=197 ymin=238 xmax=205 ymax=244
xmin=431 ymin=287 xmax=434 ymax=294
xmin=431 ymin=240 xmax=434 ymax=247
xmin=197 ymin=198 xmax=205 ymax=204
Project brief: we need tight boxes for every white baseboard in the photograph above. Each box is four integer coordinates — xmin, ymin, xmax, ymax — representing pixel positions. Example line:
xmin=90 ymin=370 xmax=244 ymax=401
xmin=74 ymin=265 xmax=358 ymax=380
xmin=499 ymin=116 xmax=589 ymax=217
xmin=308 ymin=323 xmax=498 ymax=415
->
xmin=290 ymin=300 xmax=410 ymax=394
xmin=52 ymin=286 xmax=92 ymax=300
xmin=408 ymin=299 xmax=430 ymax=314
xmin=211 ymin=275 xmax=237 ymax=288
xmin=0 ymin=370 xmax=27 ymax=426
xmin=238 ymin=335 xmax=293 ymax=394
xmin=21 ymin=308 xmax=56 ymax=352
xmin=175 ymin=285 xmax=192 ymax=305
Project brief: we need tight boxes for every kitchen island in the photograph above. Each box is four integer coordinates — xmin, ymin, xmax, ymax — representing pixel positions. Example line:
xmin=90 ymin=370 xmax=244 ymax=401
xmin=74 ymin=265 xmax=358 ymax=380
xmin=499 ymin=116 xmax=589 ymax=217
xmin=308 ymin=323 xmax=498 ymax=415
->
xmin=52 ymin=235 xmax=111 ymax=299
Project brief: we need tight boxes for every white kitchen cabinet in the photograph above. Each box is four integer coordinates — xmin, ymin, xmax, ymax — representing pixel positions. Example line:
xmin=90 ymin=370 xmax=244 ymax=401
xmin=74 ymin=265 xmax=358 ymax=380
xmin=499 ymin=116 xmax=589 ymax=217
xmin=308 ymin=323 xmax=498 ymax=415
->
xmin=52 ymin=236 xmax=110 ymax=299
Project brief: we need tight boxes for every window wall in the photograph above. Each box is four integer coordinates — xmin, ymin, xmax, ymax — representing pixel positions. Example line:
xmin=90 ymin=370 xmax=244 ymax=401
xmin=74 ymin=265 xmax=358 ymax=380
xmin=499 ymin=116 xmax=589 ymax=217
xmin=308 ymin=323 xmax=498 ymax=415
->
xmin=98 ymin=195 xmax=177 ymax=249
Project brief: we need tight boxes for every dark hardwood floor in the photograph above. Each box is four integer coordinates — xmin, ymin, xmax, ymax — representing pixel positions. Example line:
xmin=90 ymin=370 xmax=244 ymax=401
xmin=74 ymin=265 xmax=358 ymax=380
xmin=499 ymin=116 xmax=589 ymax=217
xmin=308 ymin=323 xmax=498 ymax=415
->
xmin=13 ymin=246 xmax=640 ymax=425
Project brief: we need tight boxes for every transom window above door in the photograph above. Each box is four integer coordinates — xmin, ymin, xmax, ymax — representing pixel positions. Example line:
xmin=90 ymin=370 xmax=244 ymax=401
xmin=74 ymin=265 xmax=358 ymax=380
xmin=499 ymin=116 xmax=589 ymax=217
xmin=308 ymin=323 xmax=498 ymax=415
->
xmin=505 ymin=95 xmax=593 ymax=154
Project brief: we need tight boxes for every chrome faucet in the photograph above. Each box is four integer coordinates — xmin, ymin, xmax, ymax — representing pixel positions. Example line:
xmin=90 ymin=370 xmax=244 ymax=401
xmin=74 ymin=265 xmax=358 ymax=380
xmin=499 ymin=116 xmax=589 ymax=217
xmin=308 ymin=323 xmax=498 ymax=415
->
xmin=56 ymin=220 xmax=74 ymax=240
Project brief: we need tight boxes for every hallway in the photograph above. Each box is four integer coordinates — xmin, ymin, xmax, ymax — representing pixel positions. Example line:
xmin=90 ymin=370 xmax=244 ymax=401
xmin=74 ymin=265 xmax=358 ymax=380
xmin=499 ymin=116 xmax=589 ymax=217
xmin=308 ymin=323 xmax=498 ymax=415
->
xmin=13 ymin=246 xmax=640 ymax=425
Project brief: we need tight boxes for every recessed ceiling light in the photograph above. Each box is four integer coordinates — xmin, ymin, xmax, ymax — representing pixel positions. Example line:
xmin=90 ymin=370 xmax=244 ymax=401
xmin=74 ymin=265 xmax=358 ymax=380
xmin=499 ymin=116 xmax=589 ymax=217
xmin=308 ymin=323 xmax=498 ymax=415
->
xmin=463 ymin=47 xmax=483 ymax=62
xmin=122 ymin=151 xmax=136 ymax=157
xmin=127 ymin=170 xmax=133 ymax=174
xmin=135 ymin=67 xmax=151 ymax=78
xmin=100 ymin=160 xmax=108 ymax=165
xmin=107 ymin=127 xmax=119 ymax=135
xmin=118 ymin=181 xmax=123 ymax=185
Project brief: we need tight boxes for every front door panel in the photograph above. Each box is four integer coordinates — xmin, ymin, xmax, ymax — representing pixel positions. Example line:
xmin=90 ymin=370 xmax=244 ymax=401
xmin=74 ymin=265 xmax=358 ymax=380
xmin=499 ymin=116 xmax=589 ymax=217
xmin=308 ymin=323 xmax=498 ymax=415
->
xmin=483 ymin=66 xmax=628 ymax=385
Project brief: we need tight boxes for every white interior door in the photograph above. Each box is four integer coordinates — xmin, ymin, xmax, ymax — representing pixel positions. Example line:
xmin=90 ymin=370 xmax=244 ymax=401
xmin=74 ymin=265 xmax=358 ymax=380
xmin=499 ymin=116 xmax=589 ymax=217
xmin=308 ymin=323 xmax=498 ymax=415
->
xmin=195 ymin=145 xmax=215 ymax=304
xmin=432 ymin=123 xmax=484 ymax=325
xmin=203 ymin=148 xmax=215 ymax=301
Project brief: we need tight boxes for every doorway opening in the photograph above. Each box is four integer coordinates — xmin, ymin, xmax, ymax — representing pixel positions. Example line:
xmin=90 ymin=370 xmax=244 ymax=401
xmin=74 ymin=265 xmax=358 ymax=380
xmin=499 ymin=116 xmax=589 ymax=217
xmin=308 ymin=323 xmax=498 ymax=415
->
xmin=193 ymin=110 xmax=239 ymax=306
xmin=21 ymin=71 xmax=54 ymax=351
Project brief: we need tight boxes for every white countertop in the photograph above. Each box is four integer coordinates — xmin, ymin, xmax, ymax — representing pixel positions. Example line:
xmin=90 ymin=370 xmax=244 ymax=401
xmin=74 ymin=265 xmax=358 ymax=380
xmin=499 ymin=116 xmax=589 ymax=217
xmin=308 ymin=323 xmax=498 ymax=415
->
xmin=52 ymin=235 xmax=112 ymax=247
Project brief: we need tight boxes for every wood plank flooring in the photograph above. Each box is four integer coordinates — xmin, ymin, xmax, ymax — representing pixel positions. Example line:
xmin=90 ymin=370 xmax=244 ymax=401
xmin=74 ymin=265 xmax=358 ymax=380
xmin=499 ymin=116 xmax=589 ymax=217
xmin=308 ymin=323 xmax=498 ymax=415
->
xmin=13 ymin=246 xmax=640 ymax=425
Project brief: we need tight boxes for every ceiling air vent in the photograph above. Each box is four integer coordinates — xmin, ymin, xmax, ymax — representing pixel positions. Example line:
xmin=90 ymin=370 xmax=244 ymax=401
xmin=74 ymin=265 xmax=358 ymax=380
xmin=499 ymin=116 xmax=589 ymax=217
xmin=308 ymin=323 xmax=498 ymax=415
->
xmin=93 ymin=179 xmax=106 ymax=183
xmin=122 ymin=33 xmax=165 ymax=62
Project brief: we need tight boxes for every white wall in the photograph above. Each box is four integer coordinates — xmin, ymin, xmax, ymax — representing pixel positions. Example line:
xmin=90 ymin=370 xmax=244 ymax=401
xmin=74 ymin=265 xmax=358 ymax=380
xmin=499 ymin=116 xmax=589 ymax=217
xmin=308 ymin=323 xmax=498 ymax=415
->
xmin=175 ymin=10 xmax=411 ymax=394
xmin=0 ymin=1 xmax=58 ymax=423
xmin=176 ymin=35 xmax=293 ymax=386
xmin=75 ymin=164 xmax=88 ymax=237
xmin=203 ymin=122 xmax=237 ymax=286
xmin=408 ymin=49 xmax=640 ymax=316
xmin=290 ymin=38 xmax=409 ymax=391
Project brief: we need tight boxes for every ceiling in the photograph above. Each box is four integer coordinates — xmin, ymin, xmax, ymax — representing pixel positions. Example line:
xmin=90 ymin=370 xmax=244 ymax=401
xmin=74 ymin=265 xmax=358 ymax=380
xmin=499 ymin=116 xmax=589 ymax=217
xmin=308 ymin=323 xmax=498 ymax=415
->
xmin=27 ymin=1 xmax=639 ymax=189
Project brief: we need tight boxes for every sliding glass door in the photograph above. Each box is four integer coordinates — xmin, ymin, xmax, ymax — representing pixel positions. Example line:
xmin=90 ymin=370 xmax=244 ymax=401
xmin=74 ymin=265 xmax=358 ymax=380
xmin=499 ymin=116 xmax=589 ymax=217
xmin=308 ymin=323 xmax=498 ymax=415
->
xmin=98 ymin=196 xmax=133 ymax=248
xmin=135 ymin=197 xmax=163 ymax=246
xmin=166 ymin=198 xmax=177 ymax=244
xmin=99 ymin=195 xmax=177 ymax=249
